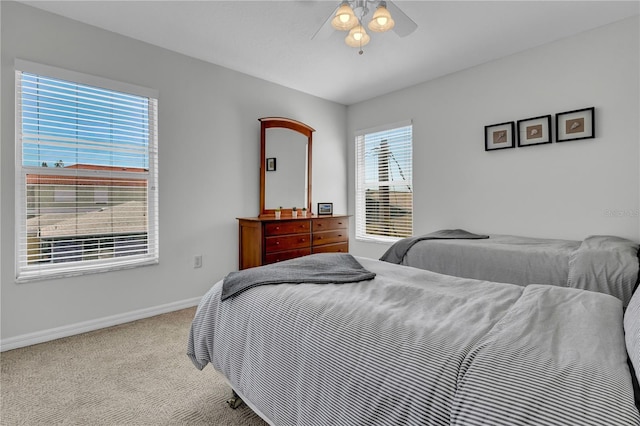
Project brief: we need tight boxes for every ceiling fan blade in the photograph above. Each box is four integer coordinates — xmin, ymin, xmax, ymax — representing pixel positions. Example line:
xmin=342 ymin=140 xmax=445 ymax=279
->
xmin=387 ymin=1 xmax=417 ymax=38
xmin=311 ymin=3 xmax=340 ymax=40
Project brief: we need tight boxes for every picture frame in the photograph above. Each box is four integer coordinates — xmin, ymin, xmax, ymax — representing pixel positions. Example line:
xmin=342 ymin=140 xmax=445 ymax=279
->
xmin=556 ymin=107 xmax=594 ymax=142
xmin=484 ymin=121 xmax=515 ymax=151
xmin=266 ymin=157 xmax=276 ymax=171
xmin=317 ymin=202 xmax=333 ymax=216
xmin=517 ymin=115 xmax=552 ymax=147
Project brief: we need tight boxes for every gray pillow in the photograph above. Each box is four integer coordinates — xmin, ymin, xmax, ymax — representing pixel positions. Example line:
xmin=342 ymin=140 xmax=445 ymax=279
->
xmin=568 ymin=236 xmax=639 ymax=307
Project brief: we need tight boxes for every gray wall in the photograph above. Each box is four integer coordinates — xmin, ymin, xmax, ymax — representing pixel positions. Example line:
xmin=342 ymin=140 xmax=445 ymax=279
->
xmin=0 ymin=2 xmax=347 ymax=346
xmin=347 ymin=16 xmax=640 ymax=259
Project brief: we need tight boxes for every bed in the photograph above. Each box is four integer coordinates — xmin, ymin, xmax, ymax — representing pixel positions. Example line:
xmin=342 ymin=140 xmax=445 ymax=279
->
xmin=380 ymin=230 xmax=640 ymax=307
xmin=187 ymin=253 xmax=640 ymax=426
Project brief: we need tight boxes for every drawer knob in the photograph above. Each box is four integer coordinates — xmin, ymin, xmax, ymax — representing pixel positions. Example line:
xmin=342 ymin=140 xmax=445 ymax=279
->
xmin=275 ymin=226 xmax=280 ymax=230
xmin=275 ymin=241 xmax=280 ymax=245
xmin=318 ymin=236 xmax=322 ymax=240
xmin=301 ymin=238 xmax=306 ymax=242
xmin=338 ymin=222 xmax=343 ymax=225
xmin=338 ymin=234 xmax=342 ymax=237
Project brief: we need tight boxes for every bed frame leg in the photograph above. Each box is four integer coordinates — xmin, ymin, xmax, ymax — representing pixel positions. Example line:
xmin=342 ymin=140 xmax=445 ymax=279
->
xmin=226 ymin=390 xmax=244 ymax=409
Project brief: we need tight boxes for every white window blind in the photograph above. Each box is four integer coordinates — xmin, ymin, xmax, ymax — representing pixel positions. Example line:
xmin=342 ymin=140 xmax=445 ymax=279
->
xmin=15 ymin=64 xmax=159 ymax=282
xmin=355 ymin=122 xmax=413 ymax=242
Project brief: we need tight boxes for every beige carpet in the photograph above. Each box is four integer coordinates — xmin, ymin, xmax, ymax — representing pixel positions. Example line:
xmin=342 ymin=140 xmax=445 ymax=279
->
xmin=0 ymin=308 xmax=269 ymax=426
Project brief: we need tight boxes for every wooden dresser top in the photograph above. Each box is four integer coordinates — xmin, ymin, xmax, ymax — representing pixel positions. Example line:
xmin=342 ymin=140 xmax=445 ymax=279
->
xmin=237 ymin=214 xmax=350 ymax=222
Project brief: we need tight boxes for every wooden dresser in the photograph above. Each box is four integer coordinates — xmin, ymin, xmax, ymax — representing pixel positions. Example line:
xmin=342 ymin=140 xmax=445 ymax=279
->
xmin=237 ymin=215 xmax=349 ymax=270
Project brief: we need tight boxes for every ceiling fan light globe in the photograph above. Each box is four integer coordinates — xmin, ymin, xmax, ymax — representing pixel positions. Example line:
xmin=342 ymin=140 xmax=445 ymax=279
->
xmin=368 ymin=4 xmax=395 ymax=32
xmin=345 ymin=25 xmax=370 ymax=47
xmin=331 ymin=3 xmax=358 ymax=31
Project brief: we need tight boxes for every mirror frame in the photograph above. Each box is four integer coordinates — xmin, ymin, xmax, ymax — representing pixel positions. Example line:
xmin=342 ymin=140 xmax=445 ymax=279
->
xmin=259 ymin=117 xmax=314 ymax=217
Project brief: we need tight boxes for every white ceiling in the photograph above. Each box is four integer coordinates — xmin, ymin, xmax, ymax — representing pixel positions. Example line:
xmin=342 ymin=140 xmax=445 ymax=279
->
xmin=19 ymin=1 xmax=640 ymax=105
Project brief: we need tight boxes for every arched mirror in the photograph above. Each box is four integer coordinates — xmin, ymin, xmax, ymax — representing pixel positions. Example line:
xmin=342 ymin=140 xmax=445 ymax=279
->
xmin=259 ymin=117 xmax=313 ymax=217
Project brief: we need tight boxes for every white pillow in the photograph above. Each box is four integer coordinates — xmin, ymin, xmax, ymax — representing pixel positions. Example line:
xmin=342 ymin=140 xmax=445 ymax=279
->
xmin=624 ymin=286 xmax=640 ymax=385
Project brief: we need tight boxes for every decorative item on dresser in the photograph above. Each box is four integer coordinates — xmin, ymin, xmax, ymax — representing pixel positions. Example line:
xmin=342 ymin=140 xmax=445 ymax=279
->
xmin=237 ymin=215 xmax=349 ymax=270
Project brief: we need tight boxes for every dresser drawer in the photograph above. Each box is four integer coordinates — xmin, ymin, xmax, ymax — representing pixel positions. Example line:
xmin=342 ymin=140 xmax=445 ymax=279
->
xmin=265 ymin=248 xmax=312 ymax=264
xmin=312 ymin=242 xmax=348 ymax=254
xmin=265 ymin=234 xmax=311 ymax=253
xmin=312 ymin=229 xmax=348 ymax=247
xmin=265 ymin=220 xmax=311 ymax=236
xmin=312 ymin=217 xmax=348 ymax=232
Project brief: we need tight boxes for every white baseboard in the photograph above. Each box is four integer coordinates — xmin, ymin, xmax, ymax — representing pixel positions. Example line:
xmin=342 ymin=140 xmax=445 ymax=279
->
xmin=0 ymin=297 xmax=201 ymax=352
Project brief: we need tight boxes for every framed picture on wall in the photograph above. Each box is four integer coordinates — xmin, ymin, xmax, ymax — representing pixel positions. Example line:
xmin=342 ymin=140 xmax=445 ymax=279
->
xmin=517 ymin=115 xmax=552 ymax=147
xmin=556 ymin=107 xmax=595 ymax=142
xmin=317 ymin=202 xmax=333 ymax=216
xmin=484 ymin=121 xmax=515 ymax=151
xmin=266 ymin=157 xmax=276 ymax=171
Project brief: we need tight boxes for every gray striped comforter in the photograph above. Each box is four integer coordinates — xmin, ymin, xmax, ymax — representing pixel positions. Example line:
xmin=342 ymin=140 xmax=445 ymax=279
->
xmin=188 ymin=258 xmax=640 ymax=426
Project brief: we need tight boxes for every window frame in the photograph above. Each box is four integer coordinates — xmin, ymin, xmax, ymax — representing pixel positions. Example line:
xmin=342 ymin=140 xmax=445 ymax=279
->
xmin=14 ymin=60 xmax=159 ymax=282
xmin=355 ymin=120 xmax=413 ymax=243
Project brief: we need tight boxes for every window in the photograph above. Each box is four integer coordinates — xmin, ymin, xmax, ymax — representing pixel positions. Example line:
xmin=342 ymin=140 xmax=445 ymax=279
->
xmin=15 ymin=61 xmax=158 ymax=282
xmin=355 ymin=121 xmax=413 ymax=242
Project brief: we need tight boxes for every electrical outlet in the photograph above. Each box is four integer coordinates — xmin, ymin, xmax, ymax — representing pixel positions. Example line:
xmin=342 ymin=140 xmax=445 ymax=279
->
xmin=193 ymin=255 xmax=202 ymax=269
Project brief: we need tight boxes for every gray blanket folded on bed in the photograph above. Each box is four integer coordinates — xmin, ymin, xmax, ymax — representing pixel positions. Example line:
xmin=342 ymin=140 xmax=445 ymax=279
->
xmin=379 ymin=229 xmax=489 ymax=264
xmin=221 ymin=253 xmax=376 ymax=301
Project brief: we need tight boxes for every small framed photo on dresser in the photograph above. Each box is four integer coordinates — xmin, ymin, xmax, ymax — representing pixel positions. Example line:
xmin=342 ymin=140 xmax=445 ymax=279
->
xmin=485 ymin=121 xmax=515 ymax=151
xmin=317 ymin=202 xmax=333 ymax=216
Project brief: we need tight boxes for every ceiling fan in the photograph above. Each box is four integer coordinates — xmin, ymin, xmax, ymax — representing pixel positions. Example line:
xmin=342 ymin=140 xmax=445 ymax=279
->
xmin=312 ymin=0 xmax=418 ymax=54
